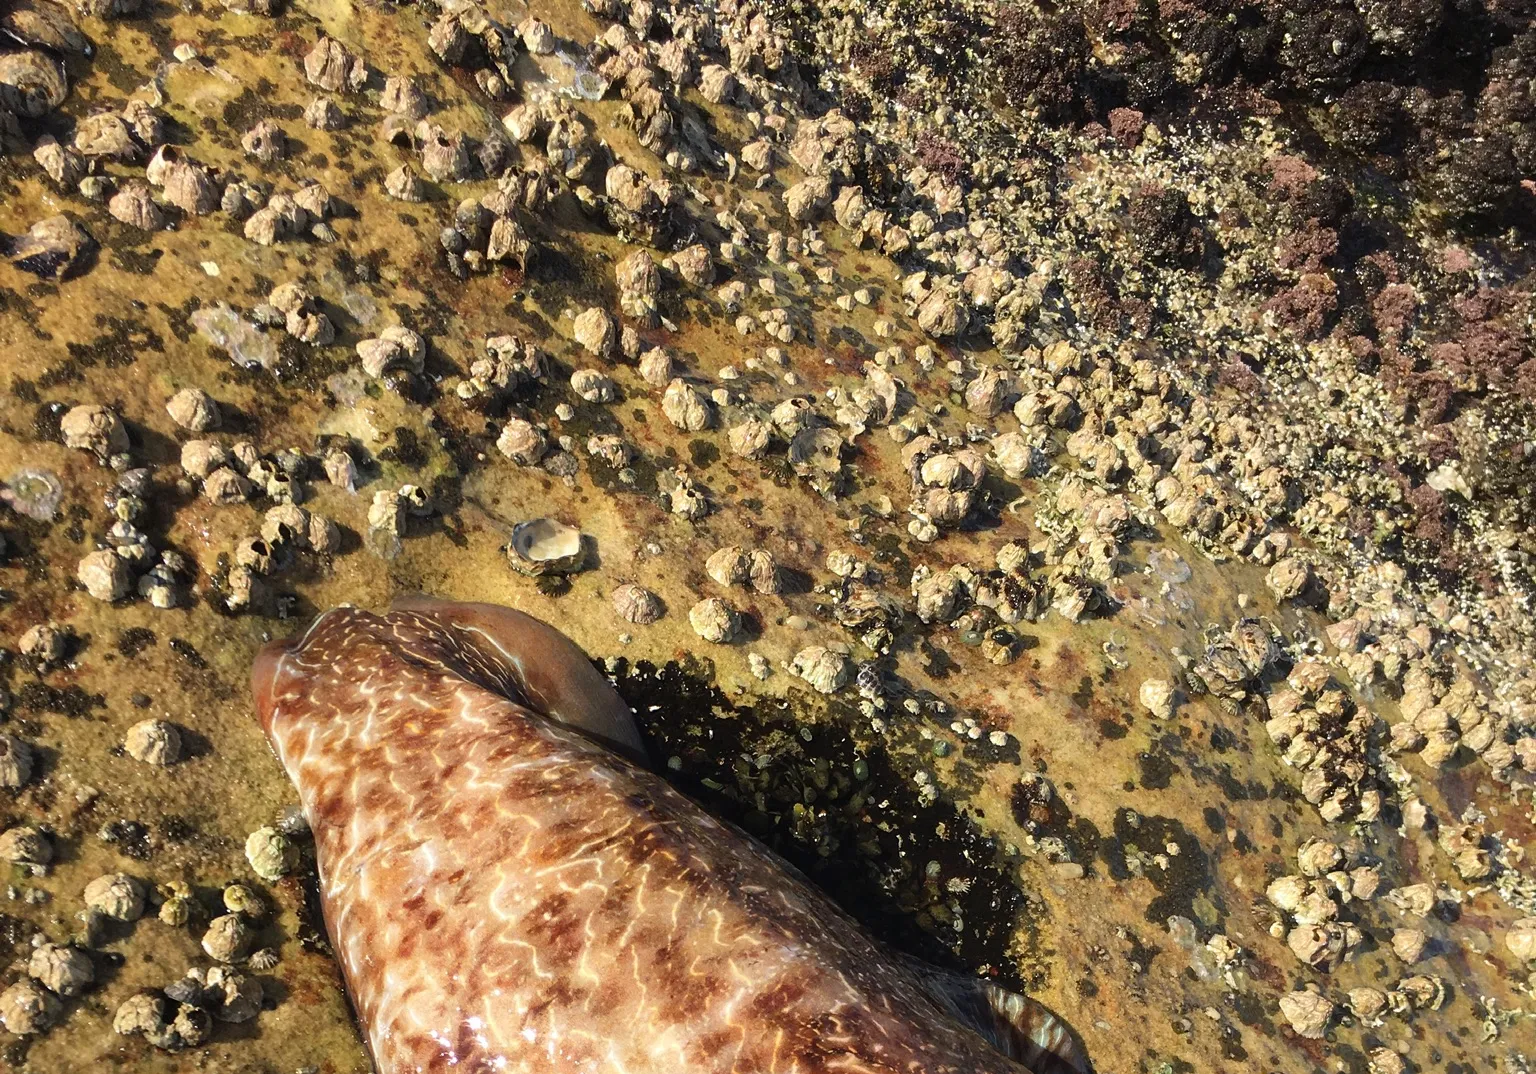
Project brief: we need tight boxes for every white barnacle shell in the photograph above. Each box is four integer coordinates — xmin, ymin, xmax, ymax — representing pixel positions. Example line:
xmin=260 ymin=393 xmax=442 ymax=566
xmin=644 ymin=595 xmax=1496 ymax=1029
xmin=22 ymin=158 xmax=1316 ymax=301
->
xmin=202 ymin=913 xmax=255 ymax=963
xmin=790 ymin=646 xmax=851 ymax=694
xmin=497 ymin=418 xmax=548 ymax=466
xmin=84 ymin=872 xmax=146 ymax=921
xmin=1139 ymin=678 xmax=1177 ymax=719
xmin=507 ymin=519 xmax=586 ymax=576
xmin=29 ymin=943 xmax=94 ymax=997
xmin=124 ymin=719 xmax=182 ymax=766
xmin=689 ymin=597 xmax=739 ymax=643
xmin=706 ymin=546 xmax=750 ymax=587
xmin=662 ymin=379 xmax=713 ymax=432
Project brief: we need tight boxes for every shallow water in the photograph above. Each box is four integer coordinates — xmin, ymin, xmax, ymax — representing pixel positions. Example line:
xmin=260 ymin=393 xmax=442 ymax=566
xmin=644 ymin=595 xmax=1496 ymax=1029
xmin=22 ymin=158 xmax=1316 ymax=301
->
xmin=1 ymin=0 xmax=1533 ymax=1072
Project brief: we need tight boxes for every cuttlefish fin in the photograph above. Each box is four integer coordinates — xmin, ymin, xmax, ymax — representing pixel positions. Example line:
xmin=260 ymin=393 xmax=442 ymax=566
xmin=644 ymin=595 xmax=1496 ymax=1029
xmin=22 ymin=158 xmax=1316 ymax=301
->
xmin=909 ymin=959 xmax=1090 ymax=1074
xmin=388 ymin=594 xmax=651 ymax=768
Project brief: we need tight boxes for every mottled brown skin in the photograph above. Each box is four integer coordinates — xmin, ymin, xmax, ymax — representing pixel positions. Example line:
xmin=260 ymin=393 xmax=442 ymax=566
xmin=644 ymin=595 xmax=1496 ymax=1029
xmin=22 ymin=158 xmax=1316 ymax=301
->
xmin=252 ymin=598 xmax=1075 ymax=1074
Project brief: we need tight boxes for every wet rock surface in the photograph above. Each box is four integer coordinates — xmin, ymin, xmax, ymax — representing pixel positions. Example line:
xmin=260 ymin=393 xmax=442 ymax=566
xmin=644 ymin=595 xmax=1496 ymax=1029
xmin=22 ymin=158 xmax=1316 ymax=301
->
xmin=0 ymin=0 xmax=1533 ymax=1072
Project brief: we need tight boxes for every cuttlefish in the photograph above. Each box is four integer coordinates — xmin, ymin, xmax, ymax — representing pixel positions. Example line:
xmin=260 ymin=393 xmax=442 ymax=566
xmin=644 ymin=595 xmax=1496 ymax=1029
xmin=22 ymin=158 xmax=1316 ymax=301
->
xmin=252 ymin=596 xmax=1087 ymax=1074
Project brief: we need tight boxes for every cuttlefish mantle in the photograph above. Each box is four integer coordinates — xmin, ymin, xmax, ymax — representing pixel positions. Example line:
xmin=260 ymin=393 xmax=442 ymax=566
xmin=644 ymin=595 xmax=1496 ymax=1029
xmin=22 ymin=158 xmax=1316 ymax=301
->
xmin=252 ymin=596 xmax=1088 ymax=1074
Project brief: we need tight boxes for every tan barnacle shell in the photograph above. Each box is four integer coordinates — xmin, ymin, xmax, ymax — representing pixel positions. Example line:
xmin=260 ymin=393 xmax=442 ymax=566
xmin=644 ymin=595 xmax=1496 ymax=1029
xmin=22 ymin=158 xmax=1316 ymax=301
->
xmin=305 ymin=95 xmax=343 ymax=129
xmin=29 ymin=942 xmax=93 ymax=997
xmin=77 ymin=549 xmax=131 ymax=601
xmin=180 ymin=439 xmax=231 ymax=478
xmin=0 ymin=734 xmax=34 ymax=790
xmin=1292 ymin=888 xmax=1340 ymax=926
xmin=1287 ymin=922 xmax=1351 ymax=970
xmin=638 ymin=347 xmax=674 ymax=387
xmin=670 ymin=243 xmax=714 ymax=287
xmin=741 ymin=138 xmax=773 ymax=172
xmin=698 ymin=63 xmax=736 ymax=104
xmin=662 ymin=378 xmax=713 ymax=431
xmin=1391 ymin=928 xmax=1428 ymax=964
xmin=689 ymin=597 xmax=740 ymax=643
xmin=506 ymin=519 xmax=586 ymax=576
xmin=109 ymin=180 xmax=165 ymax=230
xmin=304 ymin=35 xmax=366 ymax=93
xmin=790 ymin=646 xmax=851 ymax=694
xmin=486 ymin=215 xmax=530 ymax=266
xmin=1349 ymin=865 xmax=1381 ymax=900
xmin=990 ymin=432 xmax=1040 ymax=478
xmin=612 ymin=583 xmax=662 ymax=625
xmin=661 ymin=469 xmax=709 ymax=520
xmin=1296 ymin=837 xmax=1343 ymax=878
xmin=202 ymin=913 xmax=255 ymax=963
xmin=1385 ymin=883 xmax=1438 ymax=917
xmin=496 ymin=418 xmax=548 ymax=466
xmin=604 ymin=162 xmax=656 ymax=213
xmin=292 ymin=182 xmax=334 ymax=221
xmin=419 ymin=124 xmax=471 ymax=182
xmin=1418 ymin=728 xmax=1460 ymax=768
xmin=204 ymin=467 xmax=253 ymax=505
xmin=1229 ymin=618 xmax=1278 ymax=676
xmin=1347 ymin=987 xmax=1389 ymax=1023
xmin=788 ymin=426 xmax=843 ymax=481
xmin=0 ymin=829 xmax=50 ymax=872
xmin=965 ymin=366 xmax=1014 ymax=418
xmin=919 ymin=453 xmax=971 ymax=490
xmin=1368 ymin=1048 xmax=1406 ymax=1074
xmin=573 ymin=306 xmax=619 ymax=360
xmin=772 ymin=397 xmax=816 ymax=437
xmin=33 ymin=135 xmax=85 ymax=188
xmin=381 ymin=75 xmax=429 ymax=118
xmin=1394 ymin=974 xmax=1446 ymax=1011
xmin=519 ymin=17 xmax=555 ymax=53
xmin=1287 ymin=659 xmax=1331 ymax=698
xmin=1279 ymin=988 xmax=1334 ymax=1039
xmin=1266 ymin=556 xmax=1312 ymax=601
xmin=0 ymin=979 xmax=61 ymax=1035
xmin=1504 ymin=918 xmax=1536 ymax=962
xmin=166 ymin=388 xmax=220 ymax=432
xmin=748 ymin=550 xmax=781 ymax=595
xmin=586 ymin=434 xmax=632 ymax=468
xmin=1439 ymin=823 xmax=1492 ymax=880
xmin=385 ymin=164 xmax=424 ymax=201
xmin=61 ymin=403 xmax=129 ymax=456
xmin=570 ymin=368 xmax=617 ymax=403
xmin=729 ymin=418 xmax=771 ymax=459
xmin=1139 ymin=677 xmax=1177 ymax=719
xmin=114 ymin=992 xmax=168 ymax=1037
xmin=784 ymin=175 xmax=831 ymax=221
xmin=1265 ymin=874 xmax=1309 ymax=913
xmin=706 ymin=545 xmax=750 ymax=587
xmin=356 ymin=325 xmax=426 ymax=378
xmin=914 ymin=568 xmax=967 ymax=624
xmin=832 ymin=184 xmax=868 ymax=231
xmin=916 ymin=286 xmax=966 ymax=339
xmin=84 ymin=872 xmax=146 ymax=920
xmin=616 ymin=249 xmax=660 ymax=326
xmin=124 ymin=718 xmax=182 ymax=766
xmin=72 ymin=111 xmax=137 ymax=161
xmin=242 ymin=118 xmax=287 ymax=162
xmin=164 ymin=158 xmax=221 ymax=215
